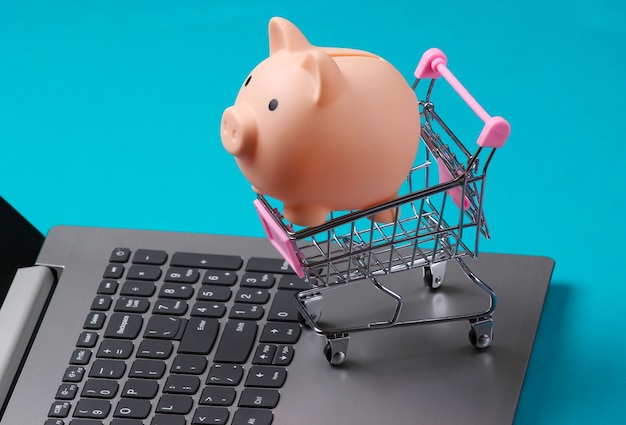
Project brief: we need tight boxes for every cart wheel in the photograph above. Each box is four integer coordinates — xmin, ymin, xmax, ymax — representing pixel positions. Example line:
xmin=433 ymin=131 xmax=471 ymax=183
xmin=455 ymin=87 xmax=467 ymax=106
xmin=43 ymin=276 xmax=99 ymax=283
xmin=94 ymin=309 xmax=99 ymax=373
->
xmin=469 ymin=327 xmax=492 ymax=349
xmin=423 ymin=262 xmax=446 ymax=290
xmin=323 ymin=335 xmax=350 ymax=366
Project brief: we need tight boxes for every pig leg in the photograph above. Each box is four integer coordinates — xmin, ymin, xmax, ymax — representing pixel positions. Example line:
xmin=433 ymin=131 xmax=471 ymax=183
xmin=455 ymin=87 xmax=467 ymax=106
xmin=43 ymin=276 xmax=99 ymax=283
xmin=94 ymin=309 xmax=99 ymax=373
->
xmin=284 ymin=204 xmax=330 ymax=227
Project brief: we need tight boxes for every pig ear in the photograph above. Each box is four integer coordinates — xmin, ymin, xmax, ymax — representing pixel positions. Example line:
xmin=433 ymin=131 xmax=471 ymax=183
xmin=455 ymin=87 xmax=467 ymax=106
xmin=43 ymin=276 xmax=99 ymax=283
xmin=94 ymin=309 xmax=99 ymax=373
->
xmin=269 ymin=17 xmax=312 ymax=55
xmin=300 ymin=50 xmax=344 ymax=106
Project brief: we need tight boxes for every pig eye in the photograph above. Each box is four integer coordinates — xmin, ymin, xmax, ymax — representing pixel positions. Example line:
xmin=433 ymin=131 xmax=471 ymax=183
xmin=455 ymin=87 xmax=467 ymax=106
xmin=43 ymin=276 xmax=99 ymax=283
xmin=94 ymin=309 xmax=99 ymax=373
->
xmin=244 ymin=75 xmax=252 ymax=86
xmin=268 ymin=99 xmax=278 ymax=111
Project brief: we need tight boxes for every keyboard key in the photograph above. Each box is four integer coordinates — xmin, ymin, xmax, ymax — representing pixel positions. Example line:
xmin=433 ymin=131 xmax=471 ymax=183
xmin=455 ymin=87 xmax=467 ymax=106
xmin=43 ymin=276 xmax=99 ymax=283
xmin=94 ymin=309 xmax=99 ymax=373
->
xmin=143 ymin=316 xmax=185 ymax=340
xmin=73 ymin=399 xmax=111 ymax=419
xmin=97 ymin=280 xmax=118 ymax=295
xmin=153 ymin=299 xmax=188 ymax=316
xmin=268 ymin=290 xmax=301 ymax=322
xmin=121 ymin=379 xmax=159 ymax=399
xmin=97 ymin=340 xmax=134 ymax=359
xmin=198 ymin=387 xmax=236 ymax=406
xmin=156 ymin=394 xmax=193 ymax=414
xmin=44 ymin=419 xmax=65 ymax=425
xmin=241 ymin=272 xmax=275 ymax=289
xmin=232 ymin=408 xmax=273 ymax=425
xmin=127 ymin=265 xmax=161 ymax=281
xmin=129 ymin=359 xmax=166 ymax=379
xmin=260 ymin=322 xmax=302 ymax=344
xmin=178 ymin=318 xmax=219 ymax=354
xmin=81 ymin=379 xmax=119 ymax=399
xmin=120 ymin=281 xmax=156 ymax=297
xmin=104 ymin=313 xmax=143 ymax=339
xmin=111 ymin=420 xmax=143 ymax=425
xmin=196 ymin=286 xmax=232 ymax=302
xmin=69 ymin=349 xmax=92 ymax=365
xmin=103 ymin=264 xmax=125 ymax=279
xmin=245 ymin=366 xmax=287 ymax=388
xmin=235 ymin=288 xmax=270 ymax=304
xmin=114 ymin=399 xmax=151 ymax=419
xmin=63 ymin=366 xmax=86 ymax=383
xmin=90 ymin=296 xmax=112 ymax=311
xmin=278 ymin=275 xmax=312 ymax=291
xmin=159 ymin=283 xmax=194 ymax=299
xmin=229 ymin=303 xmax=264 ymax=320
xmin=89 ymin=360 xmax=126 ymax=379
xmin=206 ymin=364 xmax=244 ymax=386
xmin=132 ymin=249 xmax=167 ymax=265
xmin=164 ymin=375 xmax=200 ymax=395
xmin=164 ymin=267 xmax=200 ymax=283
xmin=252 ymin=344 xmax=276 ymax=365
xmin=246 ymin=257 xmax=295 ymax=274
xmin=171 ymin=354 xmax=208 ymax=375
xmin=48 ymin=401 xmax=71 ymax=418
xmin=273 ymin=345 xmax=295 ymax=366
xmin=109 ymin=248 xmax=131 ymax=263
xmin=114 ymin=297 xmax=150 ymax=313
xmin=239 ymin=388 xmax=280 ymax=408
xmin=152 ymin=414 xmax=186 ymax=425
xmin=193 ymin=406 xmax=229 ymax=424
xmin=191 ymin=301 xmax=227 ymax=318
xmin=137 ymin=340 xmax=173 ymax=359
xmin=83 ymin=312 xmax=106 ymax=330
xmin=67 ymin=420 xmax=104 ymax=425
xmin=55 ymin=383 xmax=79 ymax=400
xmin=171 ymin=252 xmax=243 ymax=270
xmin=213 ymin=320 xmax=257 ymax=364
xmin=76 ymin=331 xmax=99 ymax=348
xmin=202 ymin=270 xmax=238 ymax=286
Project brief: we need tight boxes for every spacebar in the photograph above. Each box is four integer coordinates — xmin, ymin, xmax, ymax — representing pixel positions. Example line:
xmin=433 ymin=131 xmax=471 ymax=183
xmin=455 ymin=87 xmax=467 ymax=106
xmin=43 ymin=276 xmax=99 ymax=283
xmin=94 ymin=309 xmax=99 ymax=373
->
xmin=213 ymin=320 xmax=258 ymax=363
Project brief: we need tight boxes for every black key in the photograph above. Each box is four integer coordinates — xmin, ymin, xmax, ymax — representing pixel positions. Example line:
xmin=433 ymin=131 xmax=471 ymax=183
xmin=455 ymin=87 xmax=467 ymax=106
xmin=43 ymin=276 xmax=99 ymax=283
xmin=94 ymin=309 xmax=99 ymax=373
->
xmin=165 ymin=267 xmax=200 ymax=283
xmin=104 ymin=313 xmax=143 ymax=339
xmin=278 ymin=275 xmax=312 ymax=291
xmin=190 ymin=301 xmax=226 ymax=318
xmin=55 ymin=383 xmax=79 ymax=400
xmin=121 ymin=379 xmax=159 ymax=399
xmin=193 ymin=406 xmax=229 ymax=424
xmin=48 ymin=401 xmax=71 ymax=417
xmin=73 ymin=399 xmax=111 ymax=419
xmin=129 ymin=359 xmax=166 ymax=379
xmin=83 ymin=312 xmax=106 ymax=330
xmin=164 ymin=375 xmax=200 ymax=394
xmin=178 ymin=318 xmax=219 ymax=354
xmin=206 ymin=364 xmax=244 ymax=386
xmin=246 ymin=257 xmax=295 ymax=274
xmin=114 ymin=297 xmax=150 ymax=313
xmin=245 ymin=365 xmax=287 ymax=388
xmin=239 ymin=388 xmax=280 ymax=408
xmin=156 ymin=394 xmax=193 ymax=414
xmin=144 ymin=316 xmax=186 ymax=340
xmin=229 ymin=303 xmax=264 ymax=320
xmin=69 ymin=349 xmax=92 ymax=365
xmin=67 ymin=420 xmax=104 ymax=425
xmin=114 ymin=399 xmax=151 ymax=419
xmin=90 ymin=296 xmax=112 ymax=311
xmin=213 ymin=320 xmax=257 ymax=364
xmin=62 ymin=366 xmax=86 ymax=383
xmin=171 ymin=252 xmax=243 ymax=270
xmin=76 ymin=331 xmax=99 ymax=348
xmin=89 ymin=360 xmax=126 ymax=379
xmin=152 ymin=414 xmax=186 ymax=425
xmin=132 ymin=249 xmax=167 ymax=265
xmin=153 ymin=299 xmax=188 ymax=316
xmin=198 ymin=387 xmax=236 ymax=406
xmin=121 ymin=280 xmax=156 ymax=297
xmin=171 ymin=354 xmax=208 ymax=375
xmin=196 ymin=286 xmax=232 ymax=301
xmin=45 ymin=419 xmax=65 ymax=425
xmin=103 ymin=264 xmax=125 ymax=279
xmin=268 ymin=290 xmax=300 ymax=322
xmin=235 ymin=288 xmax=270 ymax=304
xmin=273 ymin=345 xmax=295 ymax=366
xmin=81 ymin=379 xmax=119 ymax=399
xmin=232 ymin=408 xmax=273 ymax=425
xmin=109 ymin=248 xmax=131 ymax=263
xmin=137 ymin=339 xmax=173 ymax=359
xmin=252 ymin=344 xmax=276 ymax=365
xmin=127 ymin=265 xmax=161 ymax=281
xmin=202 ymin=270 xmax=237 ymax=286
xmin=111 ymin=421 xmax=144 ymax=425
xmin=260 ymin=322 xmax=301 ymax=344
xmin=241 ymin=272 xmax=275 ymax=289
xmin=97 ymin=340 xmax=134 ymax=359
xmin=97 ymin=280 xmax=118 ymax=295
xmin=159 ymin=283 xmax=194 ymax=299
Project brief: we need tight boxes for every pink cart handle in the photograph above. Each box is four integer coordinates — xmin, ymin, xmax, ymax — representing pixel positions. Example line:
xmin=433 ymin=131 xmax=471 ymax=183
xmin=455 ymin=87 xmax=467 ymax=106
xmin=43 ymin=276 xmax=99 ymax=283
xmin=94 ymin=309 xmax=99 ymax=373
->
xmin=254 ymin=199 xmax=306 ymax=278
xmin=414 ymin=48 xmax=511 ymax=148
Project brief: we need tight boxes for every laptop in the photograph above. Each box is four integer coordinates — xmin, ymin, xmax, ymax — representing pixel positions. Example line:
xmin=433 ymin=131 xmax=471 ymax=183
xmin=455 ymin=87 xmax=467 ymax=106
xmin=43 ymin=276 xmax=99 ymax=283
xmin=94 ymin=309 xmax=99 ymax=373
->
xmin=0 ymin=197 xmax=554 ymax=425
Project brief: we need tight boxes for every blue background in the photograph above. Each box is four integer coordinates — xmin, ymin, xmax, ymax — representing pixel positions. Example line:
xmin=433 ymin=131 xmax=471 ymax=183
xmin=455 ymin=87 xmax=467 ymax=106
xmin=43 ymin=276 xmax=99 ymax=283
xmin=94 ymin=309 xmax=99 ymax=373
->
xmin=1 ymin=1 xmax=625 ymax=423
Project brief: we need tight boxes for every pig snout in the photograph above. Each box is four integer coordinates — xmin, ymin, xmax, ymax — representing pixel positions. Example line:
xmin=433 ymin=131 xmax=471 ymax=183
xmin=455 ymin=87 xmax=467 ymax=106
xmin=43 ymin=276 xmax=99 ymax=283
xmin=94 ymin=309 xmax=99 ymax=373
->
xmin=221 ymin=105 xmax=257 ymax=159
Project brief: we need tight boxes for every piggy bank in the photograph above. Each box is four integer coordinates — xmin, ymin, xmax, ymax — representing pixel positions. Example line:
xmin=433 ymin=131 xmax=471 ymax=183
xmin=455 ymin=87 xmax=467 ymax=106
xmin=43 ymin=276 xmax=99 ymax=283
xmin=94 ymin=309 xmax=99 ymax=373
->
xmin=221 ymin=17 xmax=420 ymax=227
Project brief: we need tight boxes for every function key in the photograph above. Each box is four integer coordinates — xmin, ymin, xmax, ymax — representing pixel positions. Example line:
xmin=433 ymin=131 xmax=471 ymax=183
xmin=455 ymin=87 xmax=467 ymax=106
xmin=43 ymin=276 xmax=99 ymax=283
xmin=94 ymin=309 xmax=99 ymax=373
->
xmin=171 ymin=252 xmax=243 ymax=271
xmin=110 ymin=248 xmax=131 ymax=263
xmin=97 ymin=280 xmax=119 ymax=295
xmin=76 ymin=331 xmax=99 ymax=348
xmin=103 ymin=264 xmax=125 ymax=279
xmin=132 ymin=249 xmax=168 ymax=265
xmin=246 ymin=257 xmax=295 ymax=275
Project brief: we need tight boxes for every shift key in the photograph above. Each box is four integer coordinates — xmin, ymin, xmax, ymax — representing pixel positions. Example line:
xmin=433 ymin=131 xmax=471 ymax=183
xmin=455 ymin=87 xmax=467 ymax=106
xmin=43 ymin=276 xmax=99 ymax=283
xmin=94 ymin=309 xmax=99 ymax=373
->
xmin=214 ymin=320 xmax=258 ymax=363
xmin=178 ymin=318 xmax=220 ymax=354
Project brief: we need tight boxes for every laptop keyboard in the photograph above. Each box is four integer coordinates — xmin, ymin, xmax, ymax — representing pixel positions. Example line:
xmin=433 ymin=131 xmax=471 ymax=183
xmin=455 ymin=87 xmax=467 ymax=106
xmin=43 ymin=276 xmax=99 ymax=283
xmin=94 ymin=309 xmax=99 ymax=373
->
xmin=45 ymin=248 xmax=310 ymax=425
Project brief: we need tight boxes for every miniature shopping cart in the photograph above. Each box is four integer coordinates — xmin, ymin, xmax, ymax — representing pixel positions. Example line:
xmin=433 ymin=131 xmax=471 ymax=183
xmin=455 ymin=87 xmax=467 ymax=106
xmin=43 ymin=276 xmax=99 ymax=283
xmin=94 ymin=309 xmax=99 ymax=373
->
xmin=254 ymin=48 xmax=511 ymax=365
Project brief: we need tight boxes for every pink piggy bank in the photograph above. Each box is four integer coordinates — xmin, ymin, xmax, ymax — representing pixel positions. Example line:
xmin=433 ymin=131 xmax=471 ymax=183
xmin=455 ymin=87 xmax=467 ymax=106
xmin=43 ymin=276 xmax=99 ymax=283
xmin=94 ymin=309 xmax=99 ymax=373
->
xmin=221 ymin=17 xmax=420 ymax=227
